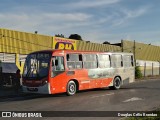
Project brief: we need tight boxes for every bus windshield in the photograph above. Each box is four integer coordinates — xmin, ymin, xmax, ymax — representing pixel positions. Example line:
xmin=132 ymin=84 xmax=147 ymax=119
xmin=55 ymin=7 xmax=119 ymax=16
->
xmin=23 ymin=52 xmax=51 ymax=79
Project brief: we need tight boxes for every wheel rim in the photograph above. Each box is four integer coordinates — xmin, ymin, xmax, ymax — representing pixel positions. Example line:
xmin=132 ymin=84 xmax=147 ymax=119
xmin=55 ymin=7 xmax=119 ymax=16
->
xmin=69 ymin=83 xmax=75 ymax=94
xmin=115 ymin=78 xmax=120 ymax=88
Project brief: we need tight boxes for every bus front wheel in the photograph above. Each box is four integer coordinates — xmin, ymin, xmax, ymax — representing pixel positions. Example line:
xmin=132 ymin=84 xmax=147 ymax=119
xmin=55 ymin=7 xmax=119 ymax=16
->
xmin=66 ymin=81 xmax=76 ymax=96
xmin=110 ymin=77 xmax=121 ymax=90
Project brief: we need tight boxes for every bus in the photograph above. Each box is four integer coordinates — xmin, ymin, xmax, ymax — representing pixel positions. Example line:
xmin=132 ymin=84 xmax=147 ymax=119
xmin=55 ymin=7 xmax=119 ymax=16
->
xmin=22 ymin=50 xmax=135 ymax=96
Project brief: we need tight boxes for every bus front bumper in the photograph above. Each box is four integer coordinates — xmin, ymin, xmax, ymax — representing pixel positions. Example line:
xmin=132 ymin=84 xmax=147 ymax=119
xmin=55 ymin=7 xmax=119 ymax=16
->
xmin=22 ymin=83 xmax=51 ymax=94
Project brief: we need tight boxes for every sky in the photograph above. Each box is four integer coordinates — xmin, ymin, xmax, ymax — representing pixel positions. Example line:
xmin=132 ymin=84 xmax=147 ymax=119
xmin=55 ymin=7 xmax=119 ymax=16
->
xmin=0 ymin=0 xmax=160 ymax=46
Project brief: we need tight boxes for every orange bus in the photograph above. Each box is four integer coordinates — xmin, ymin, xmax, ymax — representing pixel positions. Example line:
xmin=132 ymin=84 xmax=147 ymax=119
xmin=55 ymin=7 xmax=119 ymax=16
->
xmin=22 ymin=50 xmax=135 ymax=96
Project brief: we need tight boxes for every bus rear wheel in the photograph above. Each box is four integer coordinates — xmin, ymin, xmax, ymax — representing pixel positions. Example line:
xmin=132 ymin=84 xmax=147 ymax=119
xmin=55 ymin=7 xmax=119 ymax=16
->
xmin=109 ymin=77 xmax=121 ymax=90
xmin=66 ymin=81 xmax=76 ymax=96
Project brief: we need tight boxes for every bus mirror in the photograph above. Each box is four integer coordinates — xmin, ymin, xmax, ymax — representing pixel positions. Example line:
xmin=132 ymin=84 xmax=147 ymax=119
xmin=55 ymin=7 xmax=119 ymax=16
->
xmin=55 ymin=59 xmax=58 ymax=66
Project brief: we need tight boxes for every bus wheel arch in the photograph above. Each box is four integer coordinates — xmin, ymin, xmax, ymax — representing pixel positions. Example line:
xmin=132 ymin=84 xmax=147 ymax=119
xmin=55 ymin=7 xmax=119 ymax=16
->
xmin=110 ymin=76 xmax=122 ymax=90
xmin=66 ymin=79 xmax=79 ymax=96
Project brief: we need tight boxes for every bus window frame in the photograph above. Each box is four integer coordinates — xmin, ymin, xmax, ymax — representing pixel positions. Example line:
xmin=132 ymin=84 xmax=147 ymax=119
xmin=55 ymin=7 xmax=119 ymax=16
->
xmin=83 ymin=54 xmax=98 ymax=69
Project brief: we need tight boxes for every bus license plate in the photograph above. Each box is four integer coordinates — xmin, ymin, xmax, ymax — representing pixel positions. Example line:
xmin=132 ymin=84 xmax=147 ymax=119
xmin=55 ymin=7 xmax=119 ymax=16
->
xmin=27 ymin=87 xmax=38 ymax=92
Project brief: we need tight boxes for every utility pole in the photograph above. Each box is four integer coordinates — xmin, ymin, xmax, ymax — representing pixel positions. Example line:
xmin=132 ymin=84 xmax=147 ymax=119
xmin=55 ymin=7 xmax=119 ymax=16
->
xmin=133 ymin=40 xmax=136 ymax=66
xmin=121 ymin=39 xmax=124 ymax=52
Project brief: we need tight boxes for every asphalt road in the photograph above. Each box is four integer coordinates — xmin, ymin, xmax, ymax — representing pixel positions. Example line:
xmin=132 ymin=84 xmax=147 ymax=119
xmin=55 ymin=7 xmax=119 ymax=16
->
xmin=0 ymin=79 xmax=160 ymax=120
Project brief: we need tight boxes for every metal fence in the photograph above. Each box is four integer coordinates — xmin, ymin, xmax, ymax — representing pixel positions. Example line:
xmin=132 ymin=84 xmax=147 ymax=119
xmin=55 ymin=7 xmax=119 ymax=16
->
xmin=136 ymin=60 xmax=160 ymax=76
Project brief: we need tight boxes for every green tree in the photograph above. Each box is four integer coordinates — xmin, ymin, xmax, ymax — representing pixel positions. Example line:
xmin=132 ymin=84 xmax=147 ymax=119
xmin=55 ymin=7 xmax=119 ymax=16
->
xmin=135 ymin=66 xmax=143 ymax=79
xmin=69 ymin=34 xmax=82 ymax=40
xmin=103 ymin=41 xmax=110 ymax=44
xmin=55 ymin=34 xmax=65 ymax=38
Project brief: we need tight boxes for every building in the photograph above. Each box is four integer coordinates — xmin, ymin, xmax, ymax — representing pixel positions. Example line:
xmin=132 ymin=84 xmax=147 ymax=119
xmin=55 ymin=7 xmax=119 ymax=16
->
xmin=0 ymin=28 xmax=160 ymax=82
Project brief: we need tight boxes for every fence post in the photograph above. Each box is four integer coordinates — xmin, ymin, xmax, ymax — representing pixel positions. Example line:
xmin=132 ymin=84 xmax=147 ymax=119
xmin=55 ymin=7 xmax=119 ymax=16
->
xmin=152 ymin=62 xmax=153 ymax=76
xmin=144 ymin=62 xmax=146 ymax=77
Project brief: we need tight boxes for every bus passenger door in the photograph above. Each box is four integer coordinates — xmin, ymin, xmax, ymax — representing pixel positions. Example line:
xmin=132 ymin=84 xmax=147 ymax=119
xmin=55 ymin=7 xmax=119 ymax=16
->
xmin=50 ymin=56 xmax=65 ymax=93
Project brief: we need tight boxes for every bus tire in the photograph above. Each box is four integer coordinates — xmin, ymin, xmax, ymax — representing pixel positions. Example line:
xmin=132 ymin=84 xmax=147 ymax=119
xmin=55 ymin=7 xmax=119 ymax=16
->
xmin=110 ymin=77 xmax=121 ymax=90
xmin=66 ymin=81 xmax=76 ymax=96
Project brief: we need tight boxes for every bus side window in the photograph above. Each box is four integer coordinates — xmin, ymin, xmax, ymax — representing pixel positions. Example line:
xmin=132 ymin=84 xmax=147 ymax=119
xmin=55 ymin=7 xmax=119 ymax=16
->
xmin=67 ymin=54 xmax=75 ymax=69
xmin=51 ymin=56 xmax=65 ymax=77
xmin=67 ymin=54 xmax=82 ymax=70
xmin=98 ymin=54 xmax=110 ymax=68
xmin=111 ymin=54 xmax=122 ymax=68
xmin=83 ymin=54 xmax=97 ymax=69
xmin=123 ymin=55 xmax=128 ymax=68
xmin=123 ymin=55 xmax=133 ymax=67
xmin=53 ymin=57 xmax=65 ymax=71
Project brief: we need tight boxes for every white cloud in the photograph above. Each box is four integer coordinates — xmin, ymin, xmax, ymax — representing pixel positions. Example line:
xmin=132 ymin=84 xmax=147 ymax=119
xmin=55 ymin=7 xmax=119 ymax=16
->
xmin=0 ymin=1 xmax=159 ymax=46
xmin=125 ymin=31 xmax=160 ymax=46
xmin=43 ymin=13 xmax=92 ymax=22
xmin=0 ymin=12 xmax=92 ymax=34
xmin=112 ymin=6 xmax=151 ymax=26
xmin=123 ymin=6 xmax=150 ymax=18
xmin=66 ymin=0 xmax=121 ymax=9
xmin=81 ymin=29 xmax=160 ymax=46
